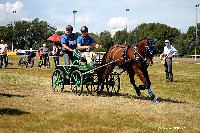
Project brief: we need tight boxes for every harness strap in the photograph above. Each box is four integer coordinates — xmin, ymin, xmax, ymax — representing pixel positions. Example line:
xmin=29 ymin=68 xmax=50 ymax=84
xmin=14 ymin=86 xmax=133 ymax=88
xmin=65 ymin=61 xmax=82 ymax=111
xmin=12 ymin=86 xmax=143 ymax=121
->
xmin=123 ymin=47 xmax=128 ymax=62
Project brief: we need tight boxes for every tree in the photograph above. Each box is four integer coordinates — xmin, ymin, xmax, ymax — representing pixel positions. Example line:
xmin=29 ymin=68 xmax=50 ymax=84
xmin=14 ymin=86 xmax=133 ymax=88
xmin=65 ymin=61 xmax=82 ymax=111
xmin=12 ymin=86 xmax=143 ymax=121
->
xmin=113 ymin=29 xmax=126 ymax=44
xmin=180 ymin=24 xmax=200 ymax=55
xmin=4 ymin=18 xmax=56 ymax=50
xmin=28 ymin=18 xmax=56 ymax=49
xmin=56 ymin=31 xmax=65 ymax=36
xmin=129 ymin=23 xmax=181 ymax=54
xmin=97 ymin=30 xmax=113 ymax=51
xmin=0 ymin=26 xmax=8 ymax=40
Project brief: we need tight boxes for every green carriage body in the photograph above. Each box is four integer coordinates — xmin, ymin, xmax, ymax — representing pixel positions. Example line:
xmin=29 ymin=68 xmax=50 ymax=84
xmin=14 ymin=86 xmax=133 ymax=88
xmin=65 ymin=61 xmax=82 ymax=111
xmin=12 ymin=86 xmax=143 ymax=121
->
xmin=52 ymin=51 xmax=120 ymax=95
xmin=52 ymin=51 xmax=99 ymax=94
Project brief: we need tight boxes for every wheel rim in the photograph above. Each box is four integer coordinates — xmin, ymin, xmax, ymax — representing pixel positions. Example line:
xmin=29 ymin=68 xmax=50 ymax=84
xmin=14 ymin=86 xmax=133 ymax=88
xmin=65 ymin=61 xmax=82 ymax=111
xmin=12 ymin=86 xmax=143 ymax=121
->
xmin=86 ymin=75 xmax=98 ymax=94
xmin=52 ymin=69 xmax=64 ymax=92
xmin=106 ymin=75 xmax=120 ymax=95
xmin=70 ymin=70 xmax=83 ymax=95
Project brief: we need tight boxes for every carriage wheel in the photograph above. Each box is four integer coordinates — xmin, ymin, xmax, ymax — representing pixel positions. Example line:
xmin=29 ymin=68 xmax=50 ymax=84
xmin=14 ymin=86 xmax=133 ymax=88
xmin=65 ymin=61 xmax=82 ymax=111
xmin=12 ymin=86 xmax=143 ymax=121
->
xmin=52 ymin=69 xmax=64 ymax=92
xmin=30 ymin=59 xmax=34 ymax=68
xmin=70 ymin=70 xmax=83 ymax=95
xmin=86 ymin=75 xmax=98 ymax=94
xmin=47 ymin=60 xmax=50 ymax=68
xmin=18 ymin=58 xmax=23 ymax=67
xmin=106 ymin=75 xmax=120 ymax=96
xmin=25 ymin=61 xmax=29 ymax=68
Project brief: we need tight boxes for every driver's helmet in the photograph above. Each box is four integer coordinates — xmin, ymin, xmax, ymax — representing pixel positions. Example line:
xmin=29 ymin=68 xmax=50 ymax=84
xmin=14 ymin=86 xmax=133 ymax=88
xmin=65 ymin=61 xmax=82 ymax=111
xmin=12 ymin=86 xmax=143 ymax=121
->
xmin=43 ymin=43 xmax=47 ymax=47
xmin=66 ymin=25 xmax=73 ymax=31
xmin=80 ymin=26 xmax=88 ymax=32
xmin=165 ymin=40 xmax=170 ymax=45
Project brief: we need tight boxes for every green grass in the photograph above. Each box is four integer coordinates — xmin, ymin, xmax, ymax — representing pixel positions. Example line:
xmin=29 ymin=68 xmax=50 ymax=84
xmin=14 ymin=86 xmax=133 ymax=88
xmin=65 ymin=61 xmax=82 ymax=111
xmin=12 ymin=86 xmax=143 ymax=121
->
xmin=0 ymin=56 xmax=200 ymax=132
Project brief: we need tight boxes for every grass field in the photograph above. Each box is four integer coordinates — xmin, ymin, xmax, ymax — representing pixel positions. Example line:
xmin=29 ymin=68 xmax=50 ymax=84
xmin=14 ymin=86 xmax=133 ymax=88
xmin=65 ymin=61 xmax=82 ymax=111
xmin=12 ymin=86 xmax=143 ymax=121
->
xmin=0 ymin=56 xmax=200 ymax=132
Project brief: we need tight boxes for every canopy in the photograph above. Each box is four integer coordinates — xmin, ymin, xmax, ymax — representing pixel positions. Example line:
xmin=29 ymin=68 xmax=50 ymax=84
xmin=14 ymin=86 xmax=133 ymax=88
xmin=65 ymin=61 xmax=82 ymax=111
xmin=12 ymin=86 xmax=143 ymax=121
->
xmin=47 ymin=34 xmax=61 ymax=42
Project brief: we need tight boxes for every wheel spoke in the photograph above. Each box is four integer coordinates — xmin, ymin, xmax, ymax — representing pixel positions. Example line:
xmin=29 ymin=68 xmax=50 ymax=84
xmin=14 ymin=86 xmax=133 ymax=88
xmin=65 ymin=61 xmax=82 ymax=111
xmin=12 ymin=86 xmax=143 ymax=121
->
xmin=52 ymin=69 xmax=64 ymax=92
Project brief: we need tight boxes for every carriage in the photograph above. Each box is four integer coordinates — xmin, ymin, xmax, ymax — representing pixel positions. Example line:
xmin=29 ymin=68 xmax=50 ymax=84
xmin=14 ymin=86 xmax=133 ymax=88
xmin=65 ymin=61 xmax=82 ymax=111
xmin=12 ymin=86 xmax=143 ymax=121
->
xmin=52 ymin=37 xmax=158 ymax=102
xmin=51 ymin=50 xmax=121 ymax=95
xmin=18 ymin=51 xmax=36 ymax=68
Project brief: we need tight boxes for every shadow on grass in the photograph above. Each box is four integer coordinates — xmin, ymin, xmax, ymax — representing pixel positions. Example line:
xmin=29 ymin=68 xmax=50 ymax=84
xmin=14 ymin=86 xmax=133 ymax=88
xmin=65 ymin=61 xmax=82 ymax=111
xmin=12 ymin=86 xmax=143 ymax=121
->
xmin=0 ymin=108 xmax=30 ymax=115
xmin=156 ymin=97 xmax=187 ymax=104
xmin=0 ymin=93 xmax=26 ymax=98
xmin=61 ymin=86 xmax=187 ymax=104
xmin=4 ymin=67 xmax=19 ymax=70
xmin=78 ymin=90 xmax=187 ymax=104
xmin=173 ymin=79 xmax=192 ymax=83
xmin=119 ymin=93 xmax=187 ymax=104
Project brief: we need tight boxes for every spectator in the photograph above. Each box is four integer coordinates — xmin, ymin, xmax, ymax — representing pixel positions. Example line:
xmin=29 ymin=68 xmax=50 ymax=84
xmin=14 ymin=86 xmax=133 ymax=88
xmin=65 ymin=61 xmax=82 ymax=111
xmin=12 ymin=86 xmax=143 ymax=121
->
xmin=53 ymin=42 xmax=62 ymax=67
xmin=0 ymin=39 xmax=8 ymax=68
xmin=38 ymin=43 xmax=50 ymax=67
xmin=160 ymin=40 xmax=178 ymax=82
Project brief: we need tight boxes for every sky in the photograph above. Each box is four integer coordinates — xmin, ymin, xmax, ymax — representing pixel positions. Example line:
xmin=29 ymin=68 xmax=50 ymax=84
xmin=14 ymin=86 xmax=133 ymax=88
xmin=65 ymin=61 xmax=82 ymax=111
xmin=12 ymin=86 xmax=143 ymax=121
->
xmin=0 ymin=0 xmax=200 ymax=34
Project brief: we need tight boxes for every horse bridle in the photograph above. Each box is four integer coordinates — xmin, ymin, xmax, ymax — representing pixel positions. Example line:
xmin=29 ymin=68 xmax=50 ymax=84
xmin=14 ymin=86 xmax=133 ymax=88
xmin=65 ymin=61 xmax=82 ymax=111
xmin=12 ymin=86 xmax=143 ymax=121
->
xmin=130 ymin=38 xmax=156 ymax=65
xmin=107 ymin=38 xmax=156 ymax=66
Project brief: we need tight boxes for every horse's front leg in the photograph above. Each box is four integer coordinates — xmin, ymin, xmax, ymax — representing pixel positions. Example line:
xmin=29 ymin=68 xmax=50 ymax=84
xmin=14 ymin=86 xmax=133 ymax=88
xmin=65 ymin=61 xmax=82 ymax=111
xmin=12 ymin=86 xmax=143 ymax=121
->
xmin=127 ymin=69 xmax=143 ymax=98
xmin=133 ymin=64 xmax=158 ymax=102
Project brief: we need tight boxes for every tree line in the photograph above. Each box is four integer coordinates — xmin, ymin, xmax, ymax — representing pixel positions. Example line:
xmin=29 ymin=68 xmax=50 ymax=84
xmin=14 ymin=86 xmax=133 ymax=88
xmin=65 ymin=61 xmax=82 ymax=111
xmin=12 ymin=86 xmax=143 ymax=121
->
xmin=0 ymin=18 xmax=199 ymax=56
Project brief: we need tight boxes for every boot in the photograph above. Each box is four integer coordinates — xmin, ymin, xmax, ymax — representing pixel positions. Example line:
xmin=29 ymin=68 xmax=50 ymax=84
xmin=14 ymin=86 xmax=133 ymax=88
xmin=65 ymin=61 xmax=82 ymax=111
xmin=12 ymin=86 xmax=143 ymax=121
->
xmin=169 ymin=73 xmax=173 ymax=82
xmin=166 ymin=72 xmax=170 ymax=82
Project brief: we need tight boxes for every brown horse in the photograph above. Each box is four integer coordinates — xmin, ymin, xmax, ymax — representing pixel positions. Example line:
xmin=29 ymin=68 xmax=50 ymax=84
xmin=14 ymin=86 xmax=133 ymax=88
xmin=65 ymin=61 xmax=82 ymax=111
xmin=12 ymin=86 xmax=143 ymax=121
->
xmin=97 ymin=37 xmax=158 ymax=102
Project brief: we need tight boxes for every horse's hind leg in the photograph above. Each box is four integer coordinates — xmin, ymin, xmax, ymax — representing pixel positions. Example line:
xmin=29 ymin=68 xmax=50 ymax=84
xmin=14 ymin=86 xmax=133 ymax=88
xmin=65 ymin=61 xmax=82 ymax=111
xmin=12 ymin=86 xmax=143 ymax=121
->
xmin=97 ymin=65 xmax=113 ymax=94
xmin=133 ymin=64 xmax=158 ymax=102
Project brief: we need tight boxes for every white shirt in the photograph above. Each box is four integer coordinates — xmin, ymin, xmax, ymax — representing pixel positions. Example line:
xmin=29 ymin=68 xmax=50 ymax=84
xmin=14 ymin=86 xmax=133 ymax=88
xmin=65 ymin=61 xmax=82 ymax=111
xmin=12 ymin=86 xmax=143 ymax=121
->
xmin=0 ymin=43 xmax=7 ymax=54
xmin=163 ymin=45 xmax=178 ymax=57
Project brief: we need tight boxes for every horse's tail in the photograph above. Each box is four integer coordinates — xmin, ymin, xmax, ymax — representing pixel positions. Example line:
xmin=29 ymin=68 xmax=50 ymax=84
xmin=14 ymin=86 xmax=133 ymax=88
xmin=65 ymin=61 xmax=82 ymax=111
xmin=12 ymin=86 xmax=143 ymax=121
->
xmin=97 ymin=50 xmax=108 ymax=81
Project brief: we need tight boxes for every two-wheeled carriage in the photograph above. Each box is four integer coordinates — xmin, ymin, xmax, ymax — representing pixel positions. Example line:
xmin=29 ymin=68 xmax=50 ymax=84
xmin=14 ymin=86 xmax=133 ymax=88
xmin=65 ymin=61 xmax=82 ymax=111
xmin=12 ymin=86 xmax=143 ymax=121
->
xmin=52 ymin=51 xmax=121 ymax=95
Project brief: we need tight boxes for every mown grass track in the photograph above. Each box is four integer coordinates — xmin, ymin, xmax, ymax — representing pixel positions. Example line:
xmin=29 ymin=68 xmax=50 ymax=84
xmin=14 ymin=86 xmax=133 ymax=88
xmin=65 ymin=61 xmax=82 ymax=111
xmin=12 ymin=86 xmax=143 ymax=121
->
xmin=0 ymin=56 xmax=200 ymax=132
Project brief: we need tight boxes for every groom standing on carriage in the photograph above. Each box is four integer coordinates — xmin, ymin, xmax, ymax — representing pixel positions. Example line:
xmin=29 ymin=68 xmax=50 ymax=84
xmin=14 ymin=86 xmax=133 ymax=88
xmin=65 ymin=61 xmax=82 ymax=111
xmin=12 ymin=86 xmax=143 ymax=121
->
xmin=61 ymin=25 xmax=78 ymax=65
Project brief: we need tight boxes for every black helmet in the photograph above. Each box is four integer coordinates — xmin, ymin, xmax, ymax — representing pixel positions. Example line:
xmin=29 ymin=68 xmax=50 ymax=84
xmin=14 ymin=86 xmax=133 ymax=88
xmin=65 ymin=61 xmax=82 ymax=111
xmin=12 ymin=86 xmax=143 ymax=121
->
xmin=80 ymin=26 xmax=88 ymax=32
xmin=66 ymin=25 xmax=73 ymax=31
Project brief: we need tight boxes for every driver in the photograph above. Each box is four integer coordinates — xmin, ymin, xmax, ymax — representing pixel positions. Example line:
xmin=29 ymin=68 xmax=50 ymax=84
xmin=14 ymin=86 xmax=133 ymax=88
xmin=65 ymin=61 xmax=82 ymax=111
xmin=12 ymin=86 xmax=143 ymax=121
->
xmin=77 ymin=26 xmax=97 ymax=65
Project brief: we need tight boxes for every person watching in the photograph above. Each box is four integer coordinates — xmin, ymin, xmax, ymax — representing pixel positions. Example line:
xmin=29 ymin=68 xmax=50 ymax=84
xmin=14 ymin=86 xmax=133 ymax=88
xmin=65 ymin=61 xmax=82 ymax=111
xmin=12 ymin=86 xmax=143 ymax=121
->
xmin=160 ymin=40 xmax=178 ymax=82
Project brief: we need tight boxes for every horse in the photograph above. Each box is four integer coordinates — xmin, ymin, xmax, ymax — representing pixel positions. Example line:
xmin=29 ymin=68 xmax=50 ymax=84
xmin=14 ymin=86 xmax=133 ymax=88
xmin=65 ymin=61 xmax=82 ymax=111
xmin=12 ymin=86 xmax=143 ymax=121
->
xmin=97 ymin=37 xmax=158 ymax=102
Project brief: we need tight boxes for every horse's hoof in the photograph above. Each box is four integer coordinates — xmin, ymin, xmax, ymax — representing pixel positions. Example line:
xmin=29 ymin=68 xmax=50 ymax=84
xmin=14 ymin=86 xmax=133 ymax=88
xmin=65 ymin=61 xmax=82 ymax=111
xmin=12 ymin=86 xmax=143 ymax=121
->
xmin=97 ymin=91 xmax=102 ymax=95
xmin=138 ymin=94 xmax=145 ymax=99
xmin=152 ymin=97 xmax=159 ymax=103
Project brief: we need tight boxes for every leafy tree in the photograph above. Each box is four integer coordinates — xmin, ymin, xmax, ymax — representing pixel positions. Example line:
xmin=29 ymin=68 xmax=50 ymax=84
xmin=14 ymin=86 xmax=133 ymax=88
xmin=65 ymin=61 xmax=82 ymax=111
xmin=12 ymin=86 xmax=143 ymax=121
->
xmin=97 ymin=30 xmax=113 ymax=51
xmin=4 ymin=18 xmax=56 ymax=50
xmin=113 ymin=29 xmax=127 ymax=44
xmin=129 ymin=23 xmax=181 ymax=54
xmin=181 ymin=24 xmax=200 ymax=55
xmin=0 ymin=26 xmax=8 ymax=40
xmin=56 ymin=31 xmax=65 ymax=36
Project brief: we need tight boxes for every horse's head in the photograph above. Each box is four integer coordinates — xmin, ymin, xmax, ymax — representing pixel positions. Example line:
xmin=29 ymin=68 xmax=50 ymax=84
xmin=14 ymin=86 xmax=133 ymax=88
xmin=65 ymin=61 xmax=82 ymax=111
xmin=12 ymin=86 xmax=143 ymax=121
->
xmin=145 ymin=38 xmax=157 ymax=66
xmin=135 ymin=37 xmax=156 ymax=67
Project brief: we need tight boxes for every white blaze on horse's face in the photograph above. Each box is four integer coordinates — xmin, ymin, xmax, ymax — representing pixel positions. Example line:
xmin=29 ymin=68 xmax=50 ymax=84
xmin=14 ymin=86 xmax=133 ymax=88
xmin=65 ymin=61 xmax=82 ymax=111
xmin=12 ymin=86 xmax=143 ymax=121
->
xmin=145 ymin=39 xmax=157 ymax=67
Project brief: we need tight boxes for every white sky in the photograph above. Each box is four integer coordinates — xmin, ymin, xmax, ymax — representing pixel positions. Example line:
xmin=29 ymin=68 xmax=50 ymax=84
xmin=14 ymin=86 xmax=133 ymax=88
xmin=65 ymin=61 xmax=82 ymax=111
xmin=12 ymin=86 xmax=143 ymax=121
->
xmin=0 ymin=0 xmax=200 ymax=34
